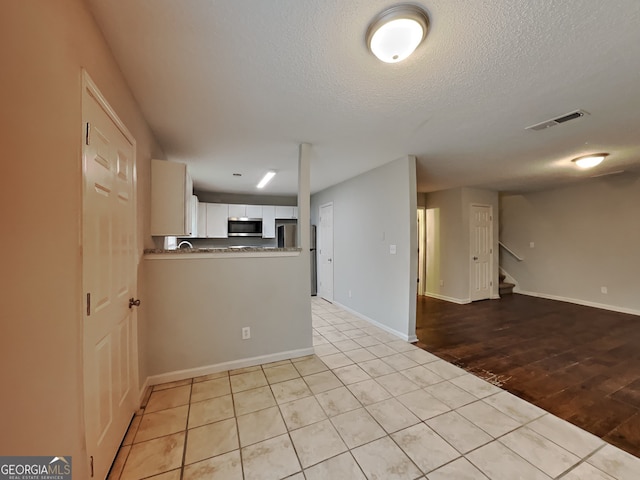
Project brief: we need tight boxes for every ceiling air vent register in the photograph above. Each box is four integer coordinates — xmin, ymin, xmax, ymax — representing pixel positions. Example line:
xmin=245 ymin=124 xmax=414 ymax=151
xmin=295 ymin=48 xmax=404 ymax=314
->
xmin=526 ymin=109 xmax=589 ymax=131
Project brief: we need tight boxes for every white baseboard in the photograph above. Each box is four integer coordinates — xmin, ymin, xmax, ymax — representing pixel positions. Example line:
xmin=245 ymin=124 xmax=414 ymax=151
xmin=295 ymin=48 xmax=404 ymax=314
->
xmin=423 ymin=292 xmax=472 ymax=305
xmin=138 ymin=376 xmax=150 ymax=408
xmin=144 ymin=347 xmax=315 ymax=387
xmin=332 ymin=301 xmax=415 ymax=342
xmin=515 ymin=289 xmax=640 ymax=316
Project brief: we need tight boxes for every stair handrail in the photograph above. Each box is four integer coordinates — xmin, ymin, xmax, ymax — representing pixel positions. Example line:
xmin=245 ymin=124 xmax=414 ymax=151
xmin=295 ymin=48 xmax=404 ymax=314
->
xmin=499 ymin=241 xmax=524 ymax=261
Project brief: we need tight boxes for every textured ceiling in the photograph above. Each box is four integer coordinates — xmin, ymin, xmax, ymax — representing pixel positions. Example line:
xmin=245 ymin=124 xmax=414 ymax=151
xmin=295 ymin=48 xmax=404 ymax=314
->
xmin=86 ymin=0 xmax=640 ymax=195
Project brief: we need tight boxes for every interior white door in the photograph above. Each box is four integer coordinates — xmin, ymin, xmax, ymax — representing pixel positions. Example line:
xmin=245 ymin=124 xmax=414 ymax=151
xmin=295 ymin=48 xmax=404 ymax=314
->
xmin=417 ymin=208 xmax=426 ymax=296
xmin=318 ymin=203 xmax=334 ymax=302
xmin=82 ymin=73 xmax=137 ymax=479
xmin=470 ymin=204 xmax=493 ymax=301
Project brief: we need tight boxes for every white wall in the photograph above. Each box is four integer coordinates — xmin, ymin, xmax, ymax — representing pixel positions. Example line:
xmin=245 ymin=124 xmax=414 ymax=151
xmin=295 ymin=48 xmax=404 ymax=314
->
xmin=0 ymin=0 xmax=162 ymax=475
xmin=425 ymin=188 xmax=465 ymax=300
xmin=425 ymin=187 xmax=499 ymax=302
xmin=500 ymin=173 xmax=640 ymax=314
xmin=310 ymin=156 xmax=418 ymax=341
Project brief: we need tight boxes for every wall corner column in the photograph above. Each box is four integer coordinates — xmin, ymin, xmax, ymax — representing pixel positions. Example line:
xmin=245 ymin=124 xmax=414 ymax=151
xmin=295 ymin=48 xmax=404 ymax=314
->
xmin=297 ymin=143 xmax=311 ymax=251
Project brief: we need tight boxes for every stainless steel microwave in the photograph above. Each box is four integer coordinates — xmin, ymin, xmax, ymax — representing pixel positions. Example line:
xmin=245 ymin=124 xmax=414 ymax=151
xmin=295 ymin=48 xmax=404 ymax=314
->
xmin=228 ymin=218 xmax=262 ymax=237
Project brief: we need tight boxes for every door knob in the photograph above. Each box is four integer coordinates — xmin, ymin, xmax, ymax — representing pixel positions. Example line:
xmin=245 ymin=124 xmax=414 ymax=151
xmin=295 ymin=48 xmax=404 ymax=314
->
xmin=473 ymin=256 xmax=478 ymax=260
xmin=328 ymin=258 xmax=332 ymax=263
xmin=129 ymin=298 xmax=141 ymax=308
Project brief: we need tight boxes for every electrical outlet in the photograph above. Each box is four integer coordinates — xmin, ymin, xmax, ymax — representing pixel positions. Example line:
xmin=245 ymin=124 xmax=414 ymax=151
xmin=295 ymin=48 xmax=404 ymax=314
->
xmin=601 ymin=286 xmax=608 ymax=294
xmin=348 ymin=290 xmax=352 ymax=298
xmin=440 ymin=280 xmax=444 ymax=287
xmin=530 ymin=242 xmax=535 ymax=248
xmin=242 ymin=327 xmax=251 ymax=340
xmin=390 ymin=244 xmax=397 ymax=255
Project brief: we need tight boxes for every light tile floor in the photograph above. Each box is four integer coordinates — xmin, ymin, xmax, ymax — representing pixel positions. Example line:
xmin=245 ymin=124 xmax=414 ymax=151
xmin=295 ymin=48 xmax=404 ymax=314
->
xmin=109 ymin=298 xmax=640 ymax=480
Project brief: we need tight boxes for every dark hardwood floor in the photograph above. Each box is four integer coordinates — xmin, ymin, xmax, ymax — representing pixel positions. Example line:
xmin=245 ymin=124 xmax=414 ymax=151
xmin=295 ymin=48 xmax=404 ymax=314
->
xmin=415 ymin=294 xmax=640 ymax=458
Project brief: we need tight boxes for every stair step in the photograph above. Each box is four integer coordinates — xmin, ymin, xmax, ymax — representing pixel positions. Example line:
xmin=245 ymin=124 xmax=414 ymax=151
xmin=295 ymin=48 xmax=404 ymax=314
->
xmin=499 ymin=282 xmax=515 ymax=295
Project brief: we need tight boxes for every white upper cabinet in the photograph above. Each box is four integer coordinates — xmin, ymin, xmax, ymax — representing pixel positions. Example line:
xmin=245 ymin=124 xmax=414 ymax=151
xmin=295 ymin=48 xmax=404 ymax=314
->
xmin=246 ymin=205 xmax=263 ymax=218
xmin=262 ymin=205 xmax=276 ymax=238
xmin=275 ymin=206 xmax=298 ymax=219
xmin=206 ymin=203 xmax=229 ymax=238
xmin=150 ymin=159 xmax=194 ymax=236
xmin=189 ymin=195 xmax=199 ymax=238
xmin=228 ymin=204 xmax=244 ymax=218
xmin=228 ymin=204 xmax=263 ymax=219
xmin=197 ymin=199 xmax=207 ymax=238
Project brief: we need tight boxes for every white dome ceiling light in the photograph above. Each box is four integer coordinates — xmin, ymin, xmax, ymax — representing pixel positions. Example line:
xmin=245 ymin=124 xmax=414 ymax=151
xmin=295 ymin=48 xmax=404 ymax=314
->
xmin=366 ymin=4 xmax=430 ymax=63
xmin=572 ymin=153 xmax=608 ymax=169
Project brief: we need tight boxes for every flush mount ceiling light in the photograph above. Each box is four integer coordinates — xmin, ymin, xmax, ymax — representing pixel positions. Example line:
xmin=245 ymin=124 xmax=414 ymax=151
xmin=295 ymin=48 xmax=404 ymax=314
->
xmin=366 ymin=4 xmax=430 ymax=63
xmin=256 ymin=170 xmax=276 ymax=189
xmin=572 ymin=153 xmax=608 ymax=169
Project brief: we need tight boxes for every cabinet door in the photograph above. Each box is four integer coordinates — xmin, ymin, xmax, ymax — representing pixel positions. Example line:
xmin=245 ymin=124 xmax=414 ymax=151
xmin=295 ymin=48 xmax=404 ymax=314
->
xmin=275 ymin=206 xmax=294 ymax=219
xmin=206 ymin=203 xmax=229 ymax=238
xmin=262 ymin=206 xmax=276 ymax=238
xmin=189 ymin=196 xmax=199 ymax=237
xmin=151 ymin=159 xmax=192 ymax=235
xmin=185 ymin=173 xmax=194 ymax=235
xmin=228 ymin=204 xmax=246 ymax=218
xmin=246 ymin=205 xmax=263 ymax=219
xmin=197 ymin=200 xmax=207 ymax=237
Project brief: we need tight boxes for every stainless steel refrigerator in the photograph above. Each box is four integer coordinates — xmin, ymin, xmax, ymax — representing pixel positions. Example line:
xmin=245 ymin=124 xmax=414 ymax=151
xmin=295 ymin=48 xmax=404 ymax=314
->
xmin=277 ymin=224 xmax=317 ymax=296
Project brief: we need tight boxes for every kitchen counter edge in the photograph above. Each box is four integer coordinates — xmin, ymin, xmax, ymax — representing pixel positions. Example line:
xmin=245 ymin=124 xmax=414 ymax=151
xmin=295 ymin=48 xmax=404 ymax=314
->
xmin=144 ymin=247 xmax=302 ymax=260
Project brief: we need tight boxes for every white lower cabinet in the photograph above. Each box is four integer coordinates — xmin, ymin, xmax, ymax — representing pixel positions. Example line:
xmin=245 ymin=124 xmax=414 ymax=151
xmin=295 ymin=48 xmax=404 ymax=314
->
xmin=262 ymin=205 xmax=276 ymax=238
xmin=206 ymin=203 xmax=229 ymax=238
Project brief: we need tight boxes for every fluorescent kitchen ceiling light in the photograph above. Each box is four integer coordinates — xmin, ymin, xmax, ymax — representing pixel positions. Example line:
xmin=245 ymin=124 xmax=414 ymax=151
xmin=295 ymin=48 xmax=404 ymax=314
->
xmin=257 ymin=170 xmax=276 ymax=188
xmin=572 ymin=153 xmax=608 ymax=169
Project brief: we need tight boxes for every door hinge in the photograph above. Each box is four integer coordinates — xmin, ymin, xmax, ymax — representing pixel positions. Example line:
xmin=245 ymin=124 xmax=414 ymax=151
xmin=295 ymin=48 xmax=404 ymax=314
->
xmin=490 ymin=281 xmax=493 ymax=286
xmin=86 ymin=122 xmax=91 ymax=145
xmin=90 ymin=455 xmax=94 ymax=477
xmin=87 ymin=293 xmax=91 ymax=316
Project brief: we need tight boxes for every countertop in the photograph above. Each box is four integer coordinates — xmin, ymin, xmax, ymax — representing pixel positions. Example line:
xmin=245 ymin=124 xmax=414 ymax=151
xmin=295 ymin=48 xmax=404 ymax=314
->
xmin=144 ymin=246 xmax=302 ymax=259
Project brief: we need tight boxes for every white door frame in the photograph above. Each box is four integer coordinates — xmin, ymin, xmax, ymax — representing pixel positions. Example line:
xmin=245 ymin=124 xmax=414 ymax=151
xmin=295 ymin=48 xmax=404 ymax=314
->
xmin=417 ymin=207 xmax=426 ymax=296
xmin=469 ymin=203 xmax=493 ymax=301
xmin=318 ymin=202 xmax=334 ymax=302
xmin=82 ymin=70 xmax=139 ymax=478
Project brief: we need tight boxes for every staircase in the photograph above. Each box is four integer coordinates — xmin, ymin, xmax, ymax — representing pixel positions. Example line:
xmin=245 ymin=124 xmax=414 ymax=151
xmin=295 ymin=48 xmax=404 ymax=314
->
xmin=499 ymin=272 xmax=515 ymax=296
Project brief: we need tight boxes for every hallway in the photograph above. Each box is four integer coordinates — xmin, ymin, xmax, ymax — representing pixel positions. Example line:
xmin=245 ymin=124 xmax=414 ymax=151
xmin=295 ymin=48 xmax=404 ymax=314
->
xmin=415 ymin=294 xmax=640 ymax=458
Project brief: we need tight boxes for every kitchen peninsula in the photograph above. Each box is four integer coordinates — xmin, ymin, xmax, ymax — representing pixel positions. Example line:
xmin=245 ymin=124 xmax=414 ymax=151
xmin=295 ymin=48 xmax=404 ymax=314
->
xmin=144 ymin=153 xmax=313 ymax=388
xmin=143 ymin=243 xmax=312 ymax=386
xmin=144 ymin=246 xmax=301 ymax=257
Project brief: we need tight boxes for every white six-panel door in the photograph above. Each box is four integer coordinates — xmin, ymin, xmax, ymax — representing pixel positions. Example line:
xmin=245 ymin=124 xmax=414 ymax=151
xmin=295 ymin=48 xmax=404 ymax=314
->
xmin=82 ymin=72 xmax=137 ymax=479
xmin=470 ymin=204 xmax=493 ymax=301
